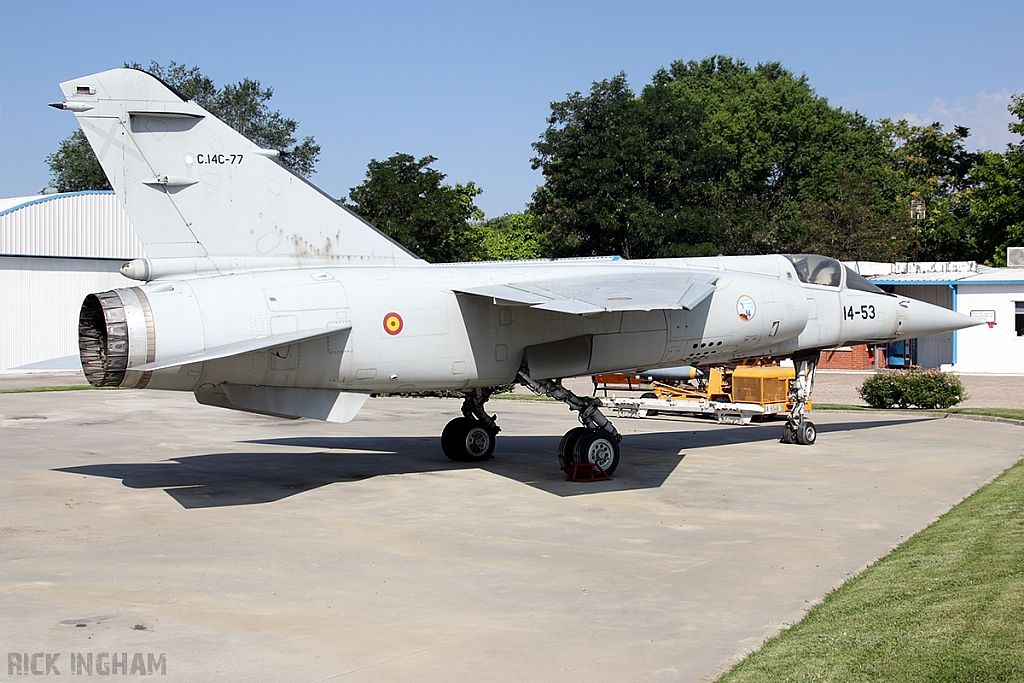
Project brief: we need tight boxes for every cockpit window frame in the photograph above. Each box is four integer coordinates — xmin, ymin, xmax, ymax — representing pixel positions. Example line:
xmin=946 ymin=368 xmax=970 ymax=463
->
xmin=842 ymin=265 xmax=890 ymax=295
xmin=783 ymin=254 xmax=842 ymax=288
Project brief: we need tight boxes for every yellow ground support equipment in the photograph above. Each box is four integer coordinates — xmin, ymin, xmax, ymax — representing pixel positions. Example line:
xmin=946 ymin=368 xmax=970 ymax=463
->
xmin=593 ymin=361 xmax=810 ymax=423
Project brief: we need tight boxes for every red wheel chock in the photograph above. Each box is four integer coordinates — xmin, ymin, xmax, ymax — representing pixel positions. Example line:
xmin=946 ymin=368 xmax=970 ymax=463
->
xmin=565 ymin=462 xmax=611 ymax=482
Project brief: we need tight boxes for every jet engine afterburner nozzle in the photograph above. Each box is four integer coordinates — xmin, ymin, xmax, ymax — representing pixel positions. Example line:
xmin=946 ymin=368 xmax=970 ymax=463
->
xmin=78 ymin=288 xmax=154 ymax=389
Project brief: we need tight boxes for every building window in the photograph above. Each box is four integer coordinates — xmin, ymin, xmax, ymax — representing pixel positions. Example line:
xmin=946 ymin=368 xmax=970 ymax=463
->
xmin=1017 ymin=302 xmax=1024 ymax=336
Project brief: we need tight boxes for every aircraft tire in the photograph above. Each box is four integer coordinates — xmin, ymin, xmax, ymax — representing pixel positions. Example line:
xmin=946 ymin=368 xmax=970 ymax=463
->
xmin=780 ymin=423 xmax=797 ymax=444
xmin=796 ymin=420 xmax=817 ymax=445
xmin=441 ymin=417 xmax=466 ymax=458
xmin=558 ymin=427 xmax=589 ymax=471
xmin=441 ymin=417 xmax=496 ymax=462
xmin=571 ymin=429 xmax=620 ymax=475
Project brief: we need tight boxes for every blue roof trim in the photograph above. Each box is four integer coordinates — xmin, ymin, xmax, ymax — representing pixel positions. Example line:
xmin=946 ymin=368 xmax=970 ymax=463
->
xmin=957 ymin=280 xmax=1024 ymax=286
xmin=0 ymin=191 xmax=116 ymax=219
xmin=873 ymin=279 xmax=1024 ymax=286
xmin=871 ymin=279 xmax=963 ymax=286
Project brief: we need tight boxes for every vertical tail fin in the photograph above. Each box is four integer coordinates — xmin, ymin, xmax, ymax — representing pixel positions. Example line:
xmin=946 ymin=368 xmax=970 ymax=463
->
xmin=57 ymin=68 xmax=421 ymax=264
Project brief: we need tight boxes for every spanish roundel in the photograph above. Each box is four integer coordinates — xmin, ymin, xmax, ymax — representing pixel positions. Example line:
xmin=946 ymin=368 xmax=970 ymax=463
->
xmin=383 ymin=312 xmax=404 ymax=335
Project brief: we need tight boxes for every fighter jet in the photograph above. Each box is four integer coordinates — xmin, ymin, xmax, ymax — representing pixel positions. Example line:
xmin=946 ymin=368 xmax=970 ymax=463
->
xmin=54 ymin=68 xmax=979 ymax=475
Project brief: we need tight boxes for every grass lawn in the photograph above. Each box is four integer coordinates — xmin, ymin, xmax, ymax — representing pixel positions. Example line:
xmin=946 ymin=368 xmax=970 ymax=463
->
xmin=812 ymin=404 xmax=1024 ymax=422
xmin=718 ymin=457 xmax=1024 ymax=683
xmin=943 ymin=407 xmax=1024 ymax=421
xmin=0 ymin=384 xmax=99 ymax=394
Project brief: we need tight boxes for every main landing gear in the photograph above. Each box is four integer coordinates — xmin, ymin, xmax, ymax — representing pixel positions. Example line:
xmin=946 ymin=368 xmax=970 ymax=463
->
xmin=441 ymin=388 xmax=500 ymax=462
xmin=440 ymin=368 xmax=623 ymax=475
xmin=781 ymin=351 xmax=819 ymax=446
xmin=517 ymin=366 xmax=622 ymax=475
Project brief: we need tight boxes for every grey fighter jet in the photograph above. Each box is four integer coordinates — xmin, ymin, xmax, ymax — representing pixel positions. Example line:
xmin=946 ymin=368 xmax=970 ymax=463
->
xmin=53 ymin=69 xmax=979 ymax=475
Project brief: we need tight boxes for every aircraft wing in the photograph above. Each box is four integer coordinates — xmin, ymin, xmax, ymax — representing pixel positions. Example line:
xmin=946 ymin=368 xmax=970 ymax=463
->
xmin=131 ymin=326 xmax=351 ymax=372
xmin=455 ymin=271 xmax=716 ymax=314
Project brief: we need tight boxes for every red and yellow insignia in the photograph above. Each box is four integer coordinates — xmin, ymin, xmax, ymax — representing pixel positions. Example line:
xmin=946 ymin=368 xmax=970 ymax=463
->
xmin=383 ymin=312 xmax=404 ymax=335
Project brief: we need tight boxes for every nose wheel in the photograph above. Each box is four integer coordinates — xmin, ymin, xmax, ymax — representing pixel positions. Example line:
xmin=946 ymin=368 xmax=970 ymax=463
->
xmin=781 ymin=351 xmax=819 ymax=446
xmin=781 ymin=418 xmax=816 ymax=445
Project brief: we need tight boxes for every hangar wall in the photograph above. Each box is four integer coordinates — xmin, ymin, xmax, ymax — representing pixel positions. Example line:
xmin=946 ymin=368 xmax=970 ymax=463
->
xmin=868 ymin=263 xmax=1024 ymax=373
xmin=955 ymin=284 xmax=1024 ymax=373
xmin=892 ymin=284 xmax=953 ymax=369
xmin=1 ymin=192 xmax=142 ymax=374
xmin=1 ymin=191 xmax=143 ymax=258
xmin=0 ymin=257 xmax=128 ymax=373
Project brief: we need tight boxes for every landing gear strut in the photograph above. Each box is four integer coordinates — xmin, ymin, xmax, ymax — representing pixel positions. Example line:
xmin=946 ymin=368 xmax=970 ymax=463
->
xmin=781 ymin=351 xmax=819 ymax=445
xmin=517 ymin=365 xmax=622 ymax=475
xmin=441 ymin=388 xmax=500 ymax=462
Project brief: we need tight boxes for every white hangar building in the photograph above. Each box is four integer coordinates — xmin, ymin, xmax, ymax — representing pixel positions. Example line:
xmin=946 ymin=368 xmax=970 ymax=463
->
xmin=864 ymin=261 xmax=1024 ymax=373
xmin=0 ymin=191 xmax=143 ymax=374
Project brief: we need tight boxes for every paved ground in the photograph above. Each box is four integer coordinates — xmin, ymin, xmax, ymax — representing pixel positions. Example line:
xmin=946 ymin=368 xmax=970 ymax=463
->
xmin=1 ymin=389 xmax=1021 ymax=682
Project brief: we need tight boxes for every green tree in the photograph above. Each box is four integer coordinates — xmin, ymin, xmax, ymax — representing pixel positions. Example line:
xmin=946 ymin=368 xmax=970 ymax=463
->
xmin=529 ymin=73 xmax=675 ymax=258
xmin=530 ymin=56 xmax=903 ymax=261
xmin=477 ymin=213 xmax=546 ymax=260
xmin=877 ymin=119 xmax=979 ymax=261
xmin=967 ymin=95 xmax=1024 ymax=265
xmin=46 ymin=60 xmax=320 ymax=192
xmin=44 ymin=130 xmax=111 ymax=192
xmin=787 ymin=173 xmax=910 ymax=261
xmin=346 ymin=153 xmax=484 ymax=263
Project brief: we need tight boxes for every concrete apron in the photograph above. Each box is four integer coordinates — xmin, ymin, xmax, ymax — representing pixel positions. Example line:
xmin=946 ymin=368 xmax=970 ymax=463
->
xmin=1 ymin=390 xmax=1020 ymax=682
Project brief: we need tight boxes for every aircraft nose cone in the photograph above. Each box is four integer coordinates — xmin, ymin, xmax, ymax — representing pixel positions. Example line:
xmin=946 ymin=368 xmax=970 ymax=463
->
xmin=896 ymin=298 xmax=983 ymax=339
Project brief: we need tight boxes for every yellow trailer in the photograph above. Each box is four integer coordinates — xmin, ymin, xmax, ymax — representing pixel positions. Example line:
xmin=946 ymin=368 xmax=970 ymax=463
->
xmin=593 ymin=361 xmax=810 ymax=422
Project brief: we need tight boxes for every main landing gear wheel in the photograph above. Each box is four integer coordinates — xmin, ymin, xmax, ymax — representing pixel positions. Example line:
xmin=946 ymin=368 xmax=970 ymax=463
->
xmin=557 ymin=427 xmax=589 ymax=471
xmin=441 ymin=388 xmax=501 ymax=463
xmin=441 ymin=417 xmax=496 ymax=462
xmin=571 ymin=429 xmax=620 ymax=475
xmin=515 ymin=364 xmax=623 ymax=476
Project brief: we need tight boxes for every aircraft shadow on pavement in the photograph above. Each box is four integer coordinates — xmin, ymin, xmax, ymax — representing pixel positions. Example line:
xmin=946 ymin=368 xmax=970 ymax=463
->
xmin=53 ymin=417 xmax=929 ymax=509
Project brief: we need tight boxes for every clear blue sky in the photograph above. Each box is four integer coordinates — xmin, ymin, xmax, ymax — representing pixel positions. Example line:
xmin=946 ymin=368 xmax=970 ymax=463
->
xmin=2 ymin=0 xmax=1022 ymax=217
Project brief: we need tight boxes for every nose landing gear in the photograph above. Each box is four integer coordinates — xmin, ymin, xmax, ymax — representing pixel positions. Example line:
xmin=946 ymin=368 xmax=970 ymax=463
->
xmin=782 ymin=351 xmax=819 ymax=446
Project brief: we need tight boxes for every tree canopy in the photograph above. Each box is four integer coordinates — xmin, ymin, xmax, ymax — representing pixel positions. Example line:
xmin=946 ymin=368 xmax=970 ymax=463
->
xmin=877 ymin=118 xmax=979 ymax=261
xmin=965 ymin=95 xmax=1024 ymax=265
xmin=346 ymin=153 xmax=485 ymax=263
xmin=46 ymin=61 xmax=320 ymax=192
xmin=477 ymin=213 xmax=545 ymax=261
xmin=529 ymin=56 xmax=906 ymax=261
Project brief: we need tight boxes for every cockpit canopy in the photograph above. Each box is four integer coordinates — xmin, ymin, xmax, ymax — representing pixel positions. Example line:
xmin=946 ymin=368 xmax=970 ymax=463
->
xmin=784 ymin=254 xmax=842 ymax=287
xmin=843 ymin=265 xmax=887 ymax=294
xmin=783 ymin=254 xmax=886 ymax=294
